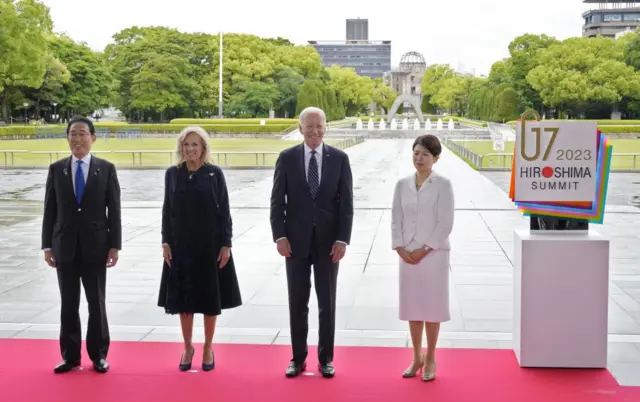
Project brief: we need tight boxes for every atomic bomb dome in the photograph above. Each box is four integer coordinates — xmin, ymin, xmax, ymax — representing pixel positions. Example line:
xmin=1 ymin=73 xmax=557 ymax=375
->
xmin=383 ymin=51 xmax=427 ymax=123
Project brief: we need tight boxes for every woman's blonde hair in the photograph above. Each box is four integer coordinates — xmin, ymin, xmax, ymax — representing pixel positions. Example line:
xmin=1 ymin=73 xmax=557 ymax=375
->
xmin=175 ymin=126 xmax=212 ymax=166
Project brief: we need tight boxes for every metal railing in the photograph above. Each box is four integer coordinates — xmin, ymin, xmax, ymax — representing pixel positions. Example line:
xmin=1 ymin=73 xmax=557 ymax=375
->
xmin=1 ymin=150 xmax=28 ymax=166
xmin=31 ymin=150 xmax=113 ymax=164
xmin=441 ymin=139 xmax=485 ymax=167
xmin=0 ymin=137 xmax=365 ymax=167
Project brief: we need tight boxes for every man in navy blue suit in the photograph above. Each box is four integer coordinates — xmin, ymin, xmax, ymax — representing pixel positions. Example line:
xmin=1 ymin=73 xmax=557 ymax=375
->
xmin=270 ymin=107 xmax=354 ymax=378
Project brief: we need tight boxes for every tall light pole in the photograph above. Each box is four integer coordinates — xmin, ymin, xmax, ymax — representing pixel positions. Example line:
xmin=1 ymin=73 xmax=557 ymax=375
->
xmin=218 ymin=32 xmax=223 ymax=118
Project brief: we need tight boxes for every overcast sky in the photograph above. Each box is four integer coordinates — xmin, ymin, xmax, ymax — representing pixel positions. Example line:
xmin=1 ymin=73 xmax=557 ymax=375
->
xmin=41 ymin=0 xmax=593 ymax=76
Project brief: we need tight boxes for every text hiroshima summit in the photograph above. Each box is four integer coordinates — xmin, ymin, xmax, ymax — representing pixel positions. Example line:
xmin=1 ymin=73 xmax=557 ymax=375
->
xmin=519 ymin=166 xmax=593 ymax=191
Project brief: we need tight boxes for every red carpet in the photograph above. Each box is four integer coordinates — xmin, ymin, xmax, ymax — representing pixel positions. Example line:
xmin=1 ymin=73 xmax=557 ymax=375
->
xmin=1 ymin=339 xmax=639 ymax=402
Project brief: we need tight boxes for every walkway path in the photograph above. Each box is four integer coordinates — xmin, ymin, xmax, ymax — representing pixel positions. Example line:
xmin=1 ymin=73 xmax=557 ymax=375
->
xmin=0 ymin=139 xmax=639 ymax=385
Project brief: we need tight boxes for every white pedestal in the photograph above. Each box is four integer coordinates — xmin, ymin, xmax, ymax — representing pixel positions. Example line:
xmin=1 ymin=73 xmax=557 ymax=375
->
xmin=513 ymin=229 xmax=610 ymax=368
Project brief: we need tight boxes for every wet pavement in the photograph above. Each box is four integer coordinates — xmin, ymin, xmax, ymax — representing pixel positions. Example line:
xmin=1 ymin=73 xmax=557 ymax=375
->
xmin=0 ymin=139 xmax=639 ymax=386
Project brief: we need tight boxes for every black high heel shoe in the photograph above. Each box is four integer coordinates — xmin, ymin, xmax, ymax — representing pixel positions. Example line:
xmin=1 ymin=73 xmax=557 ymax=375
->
xmin=202 ymin=347 xmax=215 ymax=372
xmin=179 ymin=347 xmax=195 ymax=371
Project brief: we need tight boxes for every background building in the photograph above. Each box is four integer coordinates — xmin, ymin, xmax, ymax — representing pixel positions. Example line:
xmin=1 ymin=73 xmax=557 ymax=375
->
xmin=346 ymin=18 xmax=368 ymax=40
xmin=582 ymin=0 xmax=640 ymax=38
xmin=308 ymin=18 xmax=391 ymax=78
xmin=383 ymin=51 xmax=427 ymax=111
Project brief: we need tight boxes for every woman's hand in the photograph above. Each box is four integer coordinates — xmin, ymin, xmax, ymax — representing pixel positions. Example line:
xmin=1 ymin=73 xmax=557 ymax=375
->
xmin=218 ymin=246 xmax=231 ymax=269
xmin=396 ymin=248 xmax=417 ymax=265
xmin=409 ymin=247 xmax=430 ymax=264
xmin=162 ymin=243 xmax=172 ymax=267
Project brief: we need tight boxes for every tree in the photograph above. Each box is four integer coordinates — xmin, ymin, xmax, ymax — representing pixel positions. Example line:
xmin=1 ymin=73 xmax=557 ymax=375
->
xmin=505 ymin=34 xmax=559 ymax=111
xmin=48 ymin=35 xmax=114 ymax=118
xmin=326 ymin=65 xmax=374 ymax=116
xmin=527 ymin=36 xmax=640 ymax=118
xmin=0 ymin=0 xmax=53 ymax=121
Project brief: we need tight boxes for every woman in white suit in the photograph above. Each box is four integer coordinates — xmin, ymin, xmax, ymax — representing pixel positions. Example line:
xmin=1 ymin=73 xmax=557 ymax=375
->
xmin=391 ymin=134 xmax=455 ymax=382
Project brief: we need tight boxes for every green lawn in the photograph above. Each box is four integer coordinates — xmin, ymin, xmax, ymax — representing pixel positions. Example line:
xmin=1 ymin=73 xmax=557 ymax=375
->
xmin=0 ymin=138 xmax=338 ymax=168
xmin=451 ymin=139 xmax=640 ymax=170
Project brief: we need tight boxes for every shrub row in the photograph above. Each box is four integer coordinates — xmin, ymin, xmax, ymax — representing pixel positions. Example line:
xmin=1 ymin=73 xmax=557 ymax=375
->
xmin=502 ymin=125 xmax=640 ymax=134
xmin=169 ymin=118 xmax=299 ymax=125
xmin=453 ymin=117 xmax=488 ymax=127
xmin=505 ymin=119 xmax=640 ymax=126
xmin=0 ymin=123 xmax=294 ymax=137
xmin=597 ymin=125 xmax=640 ymax=133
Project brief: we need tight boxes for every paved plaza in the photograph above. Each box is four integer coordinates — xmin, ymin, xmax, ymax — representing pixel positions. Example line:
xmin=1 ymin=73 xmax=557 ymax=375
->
xmin=0 ymin=139 xmax=639 ymax=386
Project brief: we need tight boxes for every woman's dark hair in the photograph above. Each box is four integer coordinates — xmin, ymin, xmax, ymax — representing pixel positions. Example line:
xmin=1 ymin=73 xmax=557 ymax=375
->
xmin=66 ymin=115 xmax=95 ymax=135
xmin=412 ymin=134 xmax=442 ymax=157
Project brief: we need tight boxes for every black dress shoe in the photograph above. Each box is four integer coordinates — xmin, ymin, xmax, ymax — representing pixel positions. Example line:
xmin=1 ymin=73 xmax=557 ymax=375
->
xmin=179 ymin=347 xmax=195 ymax=372
xmin=202 ymin=348 xmax=215 ymax=372
xmin=54 ymin=360 xmax=81 ymax=374
xmin=285 ymin=361 xmax=306 ymax=378
xmin=319 ymin=362 xmax=335 ymax=378
xmin=93 ymin=359 xmax=109 ymax=373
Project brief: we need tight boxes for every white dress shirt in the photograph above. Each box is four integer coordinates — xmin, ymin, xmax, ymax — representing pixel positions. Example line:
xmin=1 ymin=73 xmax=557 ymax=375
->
xmin=71 ymin=153 xmax=91 ymax=196
xmin=391 ymin=171 xmax=455 ymax=251
xmin=304 ymin=142 xmax=323 ymax=183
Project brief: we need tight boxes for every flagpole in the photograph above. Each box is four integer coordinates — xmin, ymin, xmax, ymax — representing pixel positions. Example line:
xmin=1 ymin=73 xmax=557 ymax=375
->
xmin=218 ymin=32 xmax=223 ymax=118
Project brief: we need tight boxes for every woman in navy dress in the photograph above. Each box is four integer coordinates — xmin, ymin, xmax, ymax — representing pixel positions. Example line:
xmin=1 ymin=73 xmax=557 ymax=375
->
xmin=158 ymin=126 xmax=242 ymax=372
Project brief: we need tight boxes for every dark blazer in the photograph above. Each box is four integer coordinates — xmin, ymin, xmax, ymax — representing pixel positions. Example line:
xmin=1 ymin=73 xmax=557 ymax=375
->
xmin=270 ymin=143 xmax=354 ymax=257
xmin=41 ymin=155 xmax=122 ymax=264
xmin=161 ymin=163 xmax=233 ymax=249
xmin=158 ymin=163 xmax=241 ymax=311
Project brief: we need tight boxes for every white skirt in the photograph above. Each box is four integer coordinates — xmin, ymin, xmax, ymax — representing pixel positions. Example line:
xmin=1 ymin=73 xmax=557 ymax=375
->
xmin=398 ymin=241 xmax=451 ymax=323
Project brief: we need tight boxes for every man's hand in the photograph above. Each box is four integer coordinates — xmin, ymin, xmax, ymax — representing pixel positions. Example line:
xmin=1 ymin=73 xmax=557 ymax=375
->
xmin=162 ymin=244 xmax=172 ymax=267
xmin=409 ymin=248 xmax=430 ymax=264
xmin=44 ymin=250 xmax=56 ymax=268
xmin=396 ymin=248 xmax=417 ymax=265
xmin=106 ymin=248 xmax=119 ymax=268
xmin=276 ymin=238 xmax=291 ymax=258
xmin=330 ymin=242 xmax=347 ymax=263
xmin=218 ymin=246 xmax=231 ymax=269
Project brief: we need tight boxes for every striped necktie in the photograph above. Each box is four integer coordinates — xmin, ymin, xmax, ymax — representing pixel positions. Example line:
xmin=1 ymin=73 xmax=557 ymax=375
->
xmin=308 ymin=150 xmax=319 ymax=199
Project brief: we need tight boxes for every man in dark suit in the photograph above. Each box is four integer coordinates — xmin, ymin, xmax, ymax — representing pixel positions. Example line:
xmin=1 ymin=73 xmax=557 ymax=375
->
xmin=41 ymin=115 xmax=122 ymax=374
xmin=270 ymin=106 xmax=354 ymax=378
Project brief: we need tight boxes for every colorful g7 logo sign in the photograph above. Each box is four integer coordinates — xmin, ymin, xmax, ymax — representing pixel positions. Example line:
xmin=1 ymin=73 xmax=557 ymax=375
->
xmin=520 ymin=126 xmax=559 ymax=162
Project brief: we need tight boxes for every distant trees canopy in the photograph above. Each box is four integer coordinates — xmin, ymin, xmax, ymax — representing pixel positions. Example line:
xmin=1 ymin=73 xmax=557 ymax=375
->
xmin=4 ymin=0 xmax=640 ymax=124
xmin=0 ymin=0 xmax=396 ymax=123
xmin=421 ymin=33 xmax=640 ymax=121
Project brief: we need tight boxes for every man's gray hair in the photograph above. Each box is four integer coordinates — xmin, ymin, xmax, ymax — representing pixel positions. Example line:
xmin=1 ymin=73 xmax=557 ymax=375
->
xmin=299 ymin=106 xmax=327 ymax=126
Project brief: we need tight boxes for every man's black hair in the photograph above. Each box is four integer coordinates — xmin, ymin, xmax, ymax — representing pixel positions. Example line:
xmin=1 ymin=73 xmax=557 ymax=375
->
xmin=66 ymin=115 xmax=95 ymax=135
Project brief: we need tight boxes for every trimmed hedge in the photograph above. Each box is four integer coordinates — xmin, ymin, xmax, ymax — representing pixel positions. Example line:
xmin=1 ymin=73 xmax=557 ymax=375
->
xmin=169 ymin=118 xmax=299 ymax=125
xmin=502 ymin=123 xmax=640 ymax=134
xmin=0 ymin=123 xmax=294 ymax=137
xmin=453 ymin=117 xmax=487 ymax=127
xmin=597 ymin=125 xmax=640 ymax=133
xmin=505 ymin=119 xmax=640 ymax=126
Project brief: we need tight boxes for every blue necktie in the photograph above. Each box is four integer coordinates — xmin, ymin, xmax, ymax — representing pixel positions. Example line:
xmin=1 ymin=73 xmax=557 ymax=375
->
xmin=75 ymin=160 xmax=85 ymax=204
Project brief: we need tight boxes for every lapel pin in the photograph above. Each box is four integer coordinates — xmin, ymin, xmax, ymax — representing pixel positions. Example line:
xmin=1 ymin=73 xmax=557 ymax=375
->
xmin=63 ymin=168 xmax=68 ymax=176
xmin=209 ymin=172 xmax=215 ymax=176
